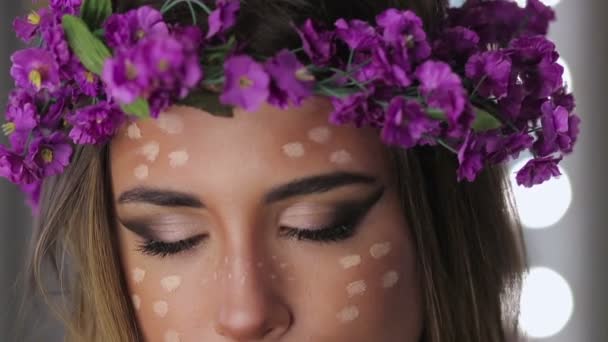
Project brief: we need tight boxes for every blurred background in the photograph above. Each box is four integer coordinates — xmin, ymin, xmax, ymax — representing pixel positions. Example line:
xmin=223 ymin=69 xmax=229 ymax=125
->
xmin=1 ymin=0 xmax=607 ymax=341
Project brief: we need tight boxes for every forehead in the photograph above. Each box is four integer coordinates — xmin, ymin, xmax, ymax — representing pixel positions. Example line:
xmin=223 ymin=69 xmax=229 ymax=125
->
xmin=109 ymin=97 xmax=394 ymax=198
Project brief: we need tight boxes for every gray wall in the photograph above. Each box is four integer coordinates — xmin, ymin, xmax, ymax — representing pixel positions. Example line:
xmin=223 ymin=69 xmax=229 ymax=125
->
xmin=1 ymin=1 xmax=607 ymax=341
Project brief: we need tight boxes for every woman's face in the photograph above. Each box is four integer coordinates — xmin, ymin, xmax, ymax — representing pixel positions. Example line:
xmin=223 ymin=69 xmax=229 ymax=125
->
xmin=110 ymin=98 xmax=423 ymax=342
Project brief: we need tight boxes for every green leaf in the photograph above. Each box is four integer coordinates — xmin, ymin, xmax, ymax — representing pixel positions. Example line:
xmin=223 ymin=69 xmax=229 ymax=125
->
xmin=426 ymin=108 xmax=446 ymax=121
xmin=472 ymin=107 xmax=503 ymax=132
xmin=80 ymin=0 xmax=113 ymax=30
xmin=177 ymin=90 xmax=234 ymax=117
xmin=62 ymin=15 xmax=112 ymax=75
xmin=121 ymin=98 xmax=151 ymax=118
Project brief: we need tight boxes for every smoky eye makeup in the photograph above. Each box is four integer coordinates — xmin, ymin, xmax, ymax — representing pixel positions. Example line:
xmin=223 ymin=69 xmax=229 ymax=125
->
xmin=278 ymin=186 xmax=385 ymax=243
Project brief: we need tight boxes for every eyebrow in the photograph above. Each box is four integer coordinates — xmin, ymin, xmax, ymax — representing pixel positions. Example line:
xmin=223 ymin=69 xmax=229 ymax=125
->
xmin=117 ymin=171 xmax=377 ymax=208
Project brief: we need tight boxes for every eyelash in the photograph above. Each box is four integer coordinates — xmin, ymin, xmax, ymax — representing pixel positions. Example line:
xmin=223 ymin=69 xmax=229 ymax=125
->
xmin=137 ymin=189 xmax=383 ymax=258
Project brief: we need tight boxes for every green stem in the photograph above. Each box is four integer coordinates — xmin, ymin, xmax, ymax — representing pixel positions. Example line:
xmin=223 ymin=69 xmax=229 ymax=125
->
xmin=435 ymin=137 xmax=458 ymax=154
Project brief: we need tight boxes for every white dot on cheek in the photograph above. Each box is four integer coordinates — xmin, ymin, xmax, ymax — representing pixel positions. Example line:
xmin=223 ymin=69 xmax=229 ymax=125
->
xmin=370 ymin=242 xmax=392 ymax=259
xmin=169 ymin=150 xmax=189 ymax=168
xmin=139 ymin=141 xmax=160 ymax=162
xmin=161 ymin=275 xmax=182 ymax=293
xmin=346 ymin=280 xmax=367 ymax=298
xmin=164 ymin=330 xmax=181 ymax=342
xmin=282 ymin=142 xmax=305 ymax=158
xmin=382 ymin=270 xmax=400 ymax=288
xmin=153 ymin=300 xmax=169 ymax=317
xmin=330 ymin=150 xmax=353 ymax=165
xmin=157 ymin=113 xmax=185 ymax=135
xmin=308 ymin=126 xmax=332 ymax=144
xmin=134 ymin=165 xmax=149 ymax=180
xmin=336 ymin=305 xmax=360 ymax=323
xmin=132 ymin=294 xmax=141 ymax=310
xmin=127 ymin=122 xmax=142 ymax=140
xmin=339 ymin=255 xmax=361 ymax=269
xmin=132 ymin=268 xmax=146 ymax=284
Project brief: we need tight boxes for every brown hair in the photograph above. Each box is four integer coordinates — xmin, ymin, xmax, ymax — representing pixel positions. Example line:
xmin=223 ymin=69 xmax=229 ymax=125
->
xmin=26 ymin=0 xmax=527 ymax=341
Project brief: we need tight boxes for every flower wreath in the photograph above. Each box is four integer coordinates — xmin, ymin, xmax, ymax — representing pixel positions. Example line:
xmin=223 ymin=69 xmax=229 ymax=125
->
xmin=1 ymin=0 xmax=581 ymax=212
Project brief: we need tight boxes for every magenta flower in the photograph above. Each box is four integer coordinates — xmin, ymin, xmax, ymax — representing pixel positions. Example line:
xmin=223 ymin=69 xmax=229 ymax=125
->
xmin=376 ymin=9 xmax=430 ymax=62
xmin=433 ymin=26 xmax=480 ymax=63
xmin=67 ymin=102 xmax=126 ymax=145
xmin=41 ymin=19 xmax=72 ymax=70
xmin=265 ymin=49 xmax=314 ymax=109
xmin=13 ymin=8 xmax=50 ymax=43
xmin=523 ymin=0 xmax=556 ymax=36
xmin=0 ymin=146 xmax=38 ymax=185
xmin=220 ymin=55 xmax=270 ymax=111
xmin=206 ymin=0 xmax=240 ymax=39
xmin=296 ymin=19 xmax=335 ymax=66
xmin=457 ymin=131 xmax=485 ymax=182
xmin=516 ymin=156 xmax=563 ymax=187
xmin=370 ymin=43 xmax=412 ymax=87
xmin=381 ymin=97 xmax=440 ymax=149
xmin=49 ymin=0 xmax=82 ymax=14
xmin=415 ymin=61 xmax=467 ymax=127
xmin=10 ymin=48 xmax=60 ymax=93
xmin=4 ymin=102 xmax=39 ymax=153
xmin=27 ymin=133 xmax=72 ymax=178
xmin=334 ymin=19 xmax=378 ymax=50
xmin=73 ymin=63 xmax=102 ymax=97
xmin=534 ymin=101 xmax=580 ymax=156
xmin=465 ymin=51 xmax=512 ymax=99
xmin=104 ymin=6 xmax=169 ymax=49
xmin=330 ymin=92 xmax=369 ymax=125
xmin=19 ymin=180 xmax=42 ymax=214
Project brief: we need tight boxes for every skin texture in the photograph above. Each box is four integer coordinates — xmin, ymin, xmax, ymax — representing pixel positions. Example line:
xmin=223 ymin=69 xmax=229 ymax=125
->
xmin=110 ymin=97 xmax=423 ymax=342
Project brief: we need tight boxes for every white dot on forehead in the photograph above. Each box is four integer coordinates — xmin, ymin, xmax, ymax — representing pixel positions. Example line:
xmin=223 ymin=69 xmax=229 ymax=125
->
xmin=382 ymin=270 xmax=400 ymax=288
xmin=169 ymin=150 xmax=189 ymax=168
xmin=134 ymin=164 xmax=149 ymax=180
xmin=339 ymin=255 xmax=361 ymax=269
xmin=337 ymin=305 xmax=360 ymax=323
xmin=132 ymin=294 xmax=141 ymax=310
xmin=282 ymin=142 xmax=305 ymax=158
xmin=330 ymin=150 xmax=353 ymax=165
xmin=164 ymin=330 xmax=181 ymax=342
xmin=370 ymin=242 xmax=392 ymax=259
xmin=132 ymin=268 xmax=146 ymax=284
xmin=161 ymin=275 xmax=182 ymax=293
xmin=139 ymin=141 xmax=160 ymax=162
xmin=153 ymin=300 xmax=169 ymax=317
xmin=346 ymin=280 xmax=367 ymax=298
xmin=127 ymin=122 xmax=142 ymax=140
xmin=157 ymin=113 xmax=184 ymax=135
xmin=308 ymin=126 xmax=332 ymax=144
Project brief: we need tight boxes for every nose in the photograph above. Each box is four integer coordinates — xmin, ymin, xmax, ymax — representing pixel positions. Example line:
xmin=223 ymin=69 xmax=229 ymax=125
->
xmin=213 ymin=258 xmax=292 ymax=340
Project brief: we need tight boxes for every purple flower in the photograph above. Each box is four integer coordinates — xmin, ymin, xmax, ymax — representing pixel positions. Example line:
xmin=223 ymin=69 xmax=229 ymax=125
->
xmin=334 ymin=19 xmax=378 ymax=50
xmin=465 ymin=51 xmax=512 ymax=99
xmin=104 ymin=6 xmax=169 ymax=49
xmin=330 ymin=92 xmax=370 ymax=126
xmin=0 ymin=146 xmax=38 ymax=185
xmin=41 ymin=19 xmax=72 ymax=70
xmin=381 ymin=97 xmax=440 ymax=149
xmin=516 ymin=156 xmax=563 ymax=187
xmin=415 ymin=61 xmax=467 ymax=128
xmin=432 ymin=26 xmax=480 ymax=63
xmin=220 ymin=55 xmax=270 ymax=111
xmin=484 ymin=132 xmax=534 ymax=164
xmin=10 ymin=48 xmax=60 ymax=92
xmin=20 ymin=181 xmax=42 ymax=214
xmin=4 ymin=101 xmax=39 ymax=153
xmin=376 ymin=9 xmax=431 ymax=63
xmin=13 ymin=8 xmax=50 ymax=43
xmin=534 ymin=101 xmax=580 ymax=156
xmin=369 ymin=43 xmax=412 ymax=87
xmin=523 ymin=0 xmax=556 ymax=36
xmin=457 ymin=131 xmax=485 ymax=182
xmin=50 ymin=0 xmax=82 ymax=14
xmin=265 ymin=49 xmax=314 ymax=109
xmin=27 ymin=133 xmax=72 ymax=178
xmin=296 ymin=19 xmax=335 ymax=66
xmin=67 ymin=102 xmax=126 ymax=145
xmin=206 ymin=0 xmax=240 ymax=39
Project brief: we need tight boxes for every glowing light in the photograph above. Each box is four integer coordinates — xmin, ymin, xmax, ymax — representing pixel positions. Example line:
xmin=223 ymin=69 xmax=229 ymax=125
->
xmin=510 ymin=159 xmax=573 ymax=229
xmin=520 ymin=267 xmax=574 ymax=338
xmin=558 ymin=57 xmax=573 ymax=92
xmin=515 ymin=0 xmax=562 ymax=7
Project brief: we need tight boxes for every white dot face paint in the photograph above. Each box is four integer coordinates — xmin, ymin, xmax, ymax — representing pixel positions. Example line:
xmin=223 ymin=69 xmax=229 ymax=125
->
xmin=127 ymin=122 xmax=142 ymax=140
xmin=279 ymin=262 xmax=288 ymax=269
xmin=161 ymin=275 xmax=182 ymax=293
xmin=282 ymin=142 xmax=305 ymax=158
xmin=382 ymin=270 xmax=400 ymax=289
xmin=330 ymin=150 xmax=353 ymax=165
xmin=337 ymin=305 xmax=360 ymax=323
xmin=157 ymin=113 xmax=185 ymax=135
xmin=168 ymin=150 xmax=189 ymax=168
xmin=132 ymin=268 xmax=146 ymax=284
xmin=164 ymin=330 xmax=181 ymax=342
xmin=134 ymin=164 xmax=149 ymax=180
xmin=132 ymin=294 xmax=141 ymax=310
xmin=308 ymin=126 xmax=332 ymax=144
xmin=139 ymin=141 xmax=160 ymax=162
xmin=370 ymin=242 xmax=392 ymax=259
xmin=153 ymin=300 xmax=169 ymax=318
xmin=339 ymin=255 xmax=361 ymax=269
xmin=346 ymin=280 xmax=367 ymax=298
